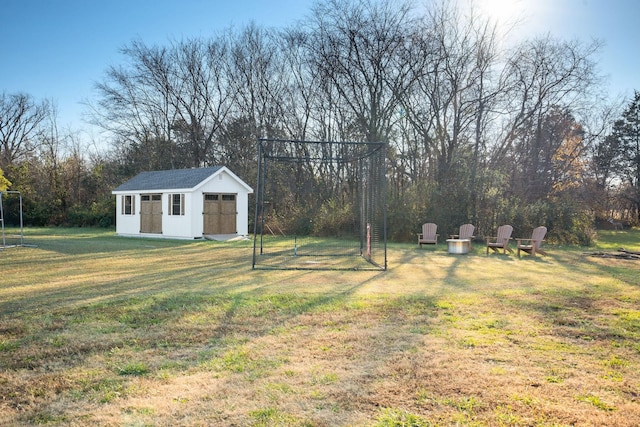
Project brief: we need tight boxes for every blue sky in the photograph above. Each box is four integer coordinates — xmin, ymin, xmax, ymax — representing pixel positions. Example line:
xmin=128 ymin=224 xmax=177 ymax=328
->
xmin=1 ymin=0 xmax=638 ymax=135
xmin=1 ymin=0 xmax=314 ymax=134
xmin=474 ymin=0 xmax=640 ymax=98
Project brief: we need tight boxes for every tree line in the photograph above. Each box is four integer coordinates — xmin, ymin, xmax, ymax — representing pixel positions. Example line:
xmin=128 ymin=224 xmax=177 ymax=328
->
xmin=1 ymin=0 xmax=639 ymax=243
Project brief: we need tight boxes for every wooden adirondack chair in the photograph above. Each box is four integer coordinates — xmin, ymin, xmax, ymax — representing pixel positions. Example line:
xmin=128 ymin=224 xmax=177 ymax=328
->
xmin=516 ymin=226 xmax=548 ymax=256
xmin=485 ymin=224 xmax=514 ymax=254
xmin=450 ymin=223 xmax=475 ymax=251
xmin=417 ymin=223 xmax=438 ymax=247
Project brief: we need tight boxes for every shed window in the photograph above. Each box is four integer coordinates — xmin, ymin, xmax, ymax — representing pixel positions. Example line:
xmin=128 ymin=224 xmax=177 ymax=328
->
xmin=169 ymin=193 xmax=185 ymax=216
xmin=222 ymin=194 xmax=235 ymax=201
xmin=121 ymin=195 xmax=135 ymax=215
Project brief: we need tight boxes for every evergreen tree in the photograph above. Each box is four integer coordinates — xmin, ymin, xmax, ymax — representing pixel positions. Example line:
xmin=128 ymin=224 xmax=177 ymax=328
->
xmin=612 ymin=91 xmax=640 ymax=221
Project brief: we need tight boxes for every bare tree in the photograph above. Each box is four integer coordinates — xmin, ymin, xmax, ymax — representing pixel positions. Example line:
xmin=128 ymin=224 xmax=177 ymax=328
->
xmin=277 ymin=27 xmax=321 ymax=141
xmin=227 ymin=23 xmax=288 ymax=140
xmin=93 ymin=36 xmax=237 ymax=171
xmin=392 ymin=2 xmax=503 ymax=231
xmin=92 ymin=40 xmax=178 ymax=171
xmin=492 ymin=36 xmax=601 ymax=179
xmin=0 ymin=92 xmax=50 ymax=169
xmin=171 ymin=37 xmax=235 ymax=167
xmin=307 ymin=0 xmax=420 ymax=143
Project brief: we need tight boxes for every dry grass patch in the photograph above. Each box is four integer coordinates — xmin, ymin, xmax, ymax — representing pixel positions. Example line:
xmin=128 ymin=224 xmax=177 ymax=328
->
xmin=0 ymin=228 xmax=639 ymax=426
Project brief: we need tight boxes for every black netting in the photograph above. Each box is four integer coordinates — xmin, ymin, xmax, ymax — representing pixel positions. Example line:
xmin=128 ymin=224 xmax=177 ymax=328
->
xmin=252 ymin=139 xmax=386 ymax=270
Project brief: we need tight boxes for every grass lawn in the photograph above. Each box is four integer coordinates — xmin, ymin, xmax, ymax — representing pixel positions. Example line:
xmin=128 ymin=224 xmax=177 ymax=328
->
xmin=1 ymin=228 xmax=639 ymax=426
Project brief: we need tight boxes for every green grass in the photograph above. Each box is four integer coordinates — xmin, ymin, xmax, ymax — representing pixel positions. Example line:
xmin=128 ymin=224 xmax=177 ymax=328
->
xmin=373 ymin=408 xmax=432 ymax=426
xmin=1 ymin=227 xmax=640 ymax=426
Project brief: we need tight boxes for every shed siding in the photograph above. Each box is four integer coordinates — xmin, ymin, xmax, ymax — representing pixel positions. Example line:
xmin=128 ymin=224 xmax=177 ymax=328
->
xmin=115 ymin=194 xmax=140 ymax=236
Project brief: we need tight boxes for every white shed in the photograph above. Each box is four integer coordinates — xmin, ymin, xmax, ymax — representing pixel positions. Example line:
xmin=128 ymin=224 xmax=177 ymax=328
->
xmin=112 ymin=166 xmax=253 ymax=239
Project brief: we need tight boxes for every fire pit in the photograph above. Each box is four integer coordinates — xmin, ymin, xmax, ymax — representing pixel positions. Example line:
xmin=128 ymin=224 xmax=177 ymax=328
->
xmin=446 ymin=238 xmax=470 ymax=254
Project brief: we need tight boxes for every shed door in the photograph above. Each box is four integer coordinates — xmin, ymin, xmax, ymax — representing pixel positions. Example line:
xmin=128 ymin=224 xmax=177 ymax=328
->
xmin=140 ymin=194 xmax=162 ymax=234
xmin=203 ymin=194 xmax=236 ymax=235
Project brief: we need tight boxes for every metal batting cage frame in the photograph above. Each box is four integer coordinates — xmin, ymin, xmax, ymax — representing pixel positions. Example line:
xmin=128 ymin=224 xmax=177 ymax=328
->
xmin=252 ymin=139 xmax=387 ymax=270
xmin=0 ymin=191 xmax=25 ymax=249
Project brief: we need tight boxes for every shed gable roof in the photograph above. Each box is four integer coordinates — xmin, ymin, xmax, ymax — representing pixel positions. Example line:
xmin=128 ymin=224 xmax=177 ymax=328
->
xmin=113 ymin=166 xmax=223 ymax=192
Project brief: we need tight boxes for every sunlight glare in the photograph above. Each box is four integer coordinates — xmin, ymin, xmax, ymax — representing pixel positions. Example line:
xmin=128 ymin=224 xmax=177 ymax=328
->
xmin=475 ymin=0 xmax=528 ymax=28
xmin=470 ymin=0 xmax=559 ymax=42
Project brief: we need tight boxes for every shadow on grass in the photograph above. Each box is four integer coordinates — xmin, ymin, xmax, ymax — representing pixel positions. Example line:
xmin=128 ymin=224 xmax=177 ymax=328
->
xmin=4 ymin=230 xmax=640 ymax=425
xmin=581 ymin=228 xmax=640 ymax=289
xmin=1 ymin=232 xmax=391 ymax=373
xmin=24 ymin=228 xmax=198 ymax=256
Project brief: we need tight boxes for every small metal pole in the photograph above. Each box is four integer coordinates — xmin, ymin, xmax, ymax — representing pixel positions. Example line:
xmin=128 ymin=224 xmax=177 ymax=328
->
xmin=0 ymin=192 xmax=5 ymax=247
